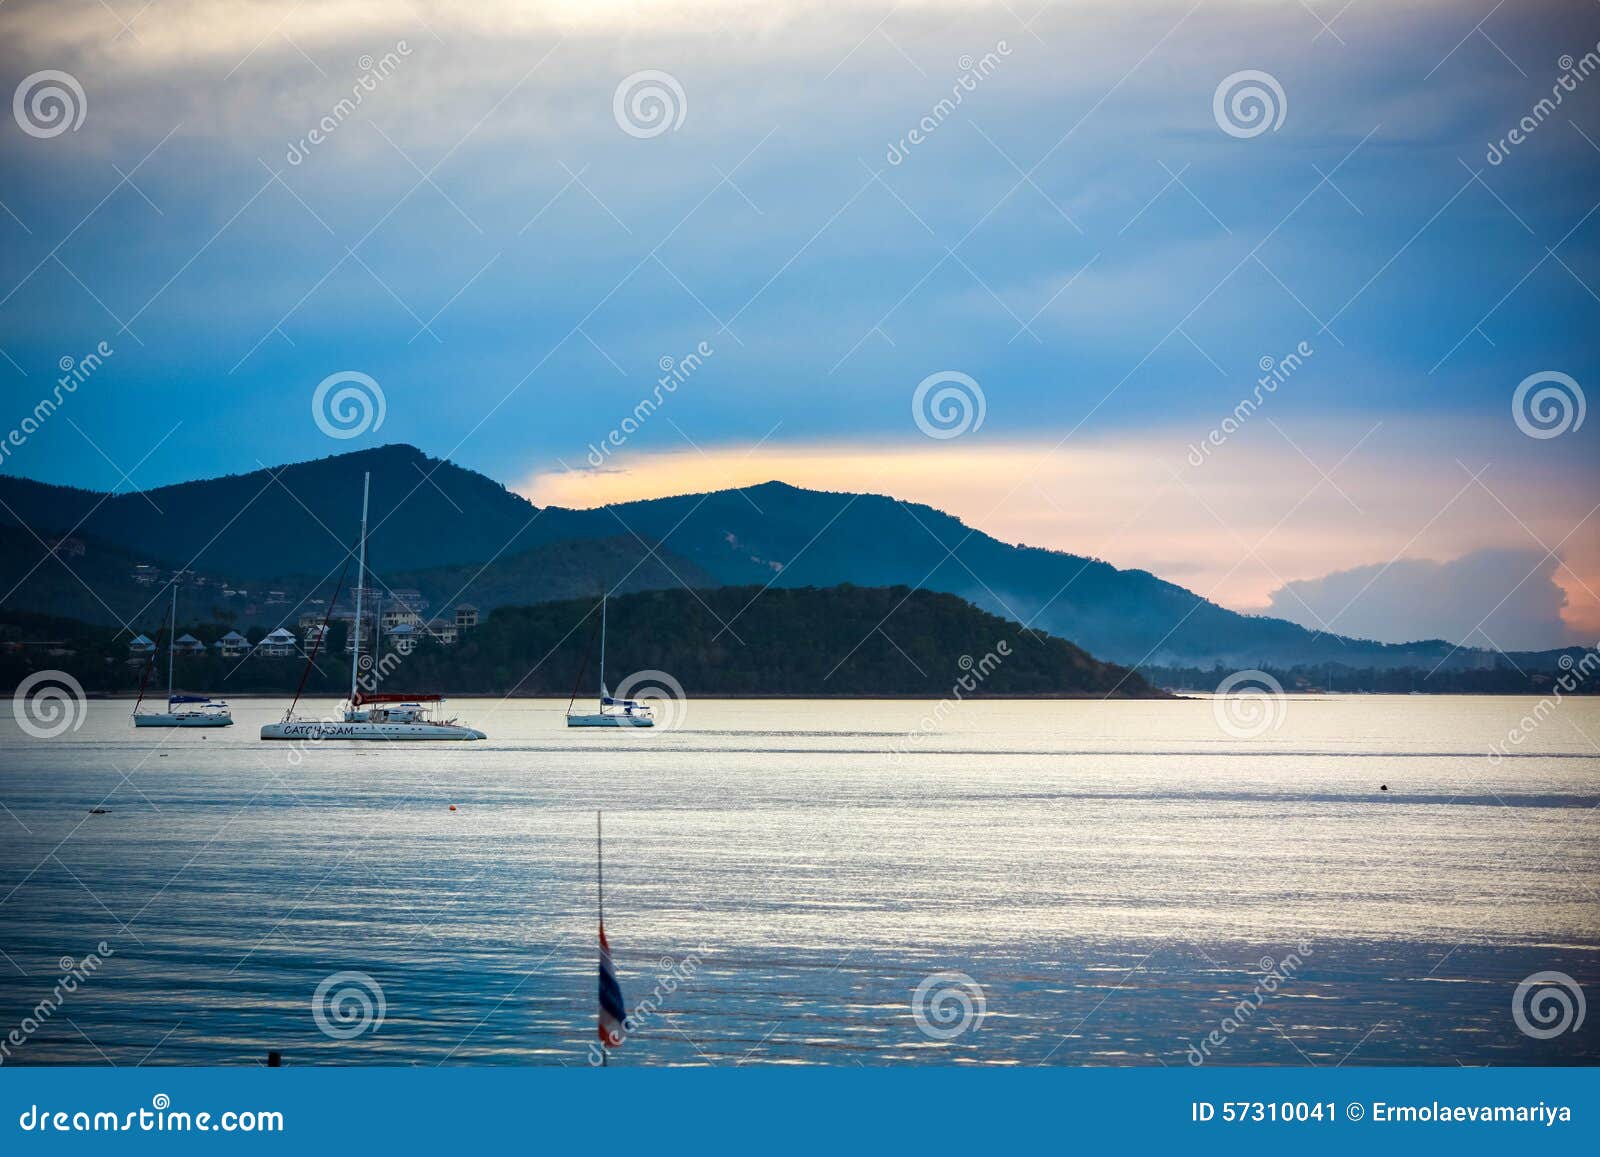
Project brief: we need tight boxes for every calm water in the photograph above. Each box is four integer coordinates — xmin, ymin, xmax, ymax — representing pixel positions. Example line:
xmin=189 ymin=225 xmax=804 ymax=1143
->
xmin=1 ymin=695 xmax=1596 ymax=1066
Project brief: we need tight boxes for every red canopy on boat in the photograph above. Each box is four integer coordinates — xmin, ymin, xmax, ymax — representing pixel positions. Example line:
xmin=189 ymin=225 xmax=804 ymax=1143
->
xmin=352 ymin=692 xmax=443 ymax=704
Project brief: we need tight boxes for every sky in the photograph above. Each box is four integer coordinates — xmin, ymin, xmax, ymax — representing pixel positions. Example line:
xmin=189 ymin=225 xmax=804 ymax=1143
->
xmin=1 ymin=0 xmax=1597 ymax=649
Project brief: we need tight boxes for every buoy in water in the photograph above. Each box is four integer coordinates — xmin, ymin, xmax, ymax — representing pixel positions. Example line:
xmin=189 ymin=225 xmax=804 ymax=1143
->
xmin=448 ymin=804 xmax=457 ymax=811
xmin=1379 ymin=784 xmax=1388 ymax=792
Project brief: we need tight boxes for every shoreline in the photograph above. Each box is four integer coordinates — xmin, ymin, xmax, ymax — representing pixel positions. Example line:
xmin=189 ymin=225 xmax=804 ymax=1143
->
xmin=82 ymin=689 xmax=1582 ymax=701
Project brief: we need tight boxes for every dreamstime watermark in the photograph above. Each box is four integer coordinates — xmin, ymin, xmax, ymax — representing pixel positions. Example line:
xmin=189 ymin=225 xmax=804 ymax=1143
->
xmin=912 ymin=370 xmax=985 ymax=439
xmin=17 ymin=1095 xmax=284 ymax=1133
xmin=311 ymin=370 xmax=386 ymax=439
xmin=911 ymin=971 xmax=987 ymax=1040
xmin=1212 ymin=669 xmax=1287 ymax=739
xmin=0 ymin=943 xmax=115 ymax=1065
xmin=285 ymin=43 xmax=412 ymax=165
xmin=1186 ymin=341 xmax=1313 ymax=466
xmin=586 ymin=341 xmax=714 ymax=467
xmin=613 ymin=70 xmax=687 ymax=138
xmin=1511 ymin=370 xmax=1585 ymax=440
xmin=1487 ymin=644 xmax=1599 ymax=763
xmin=1487 ymin=44 xmax=1600 ymax=165
xmin=11 ymin=670 xmax=87 ymax=739
xmin=585 ymin=946 xmax=708 ymax=1065
xmin=1511 ymin=970 xmax=1586 ymax=1040
xmin=283 ymin=647 xmax=407 ymax=766
xmin=311 ymin=970 xmax=386 ymax=1040
xmin=891 ymin=642 xmax=1011 ymax=762
xmin=1184 ymin=942 xmax=1313 ymax=1065
xmin=1 ymin=341 xmax=114 ymax=470
xmin=885 ymin=41 xmax=1012 ymax=165
xmin=1213 ymin=70 xmax=1286 ymax=139
xmin=13 ymin=70 xmax=86 ymax=138
xmin=611 ymin=669 xmax=689 ymax=730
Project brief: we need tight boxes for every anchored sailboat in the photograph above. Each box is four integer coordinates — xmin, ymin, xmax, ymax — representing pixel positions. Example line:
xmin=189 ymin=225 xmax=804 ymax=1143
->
xmin=132 ymin=580 xmax=233 ymax=727
xmin=566 ymin=591 xmax=653 ymax=727
xmin=260 ymin=472 xmax=486 ymax=742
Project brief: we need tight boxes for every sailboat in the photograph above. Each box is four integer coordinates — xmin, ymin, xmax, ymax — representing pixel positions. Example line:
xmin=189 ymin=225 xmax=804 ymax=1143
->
xmin=260 ymin=472 xmax=486 ymax=742
xmin=566 ymin=592 xmax=653 ymax=727
xmin=132 ymin=581 xmax=233 ymax=727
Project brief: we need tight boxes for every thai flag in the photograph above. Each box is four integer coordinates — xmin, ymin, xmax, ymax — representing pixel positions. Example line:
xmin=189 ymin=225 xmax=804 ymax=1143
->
xmin=598 ymin=922 xmax=626 ymax=1048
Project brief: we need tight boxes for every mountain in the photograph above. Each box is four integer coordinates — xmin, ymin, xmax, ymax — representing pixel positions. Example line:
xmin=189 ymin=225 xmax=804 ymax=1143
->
xmin=0 ymin=524 xmax=176 ymax=629
xmin=0 ymin=586 xmax=1164 ymax=699
xmin=0 ymin=444 xmax=546 ymax=577
xmin=0 ymin=444 xmax=1508 ymax=668
xmin=0 ymin=522 xmax=713 ymax=634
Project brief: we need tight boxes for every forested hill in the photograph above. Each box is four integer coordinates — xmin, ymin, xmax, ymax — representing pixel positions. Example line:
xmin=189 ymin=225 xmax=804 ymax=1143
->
xmin=460 ymin=585 xmax=1164 ymax=698
xmin=0 ymin=586 xmax=1166 ymax=699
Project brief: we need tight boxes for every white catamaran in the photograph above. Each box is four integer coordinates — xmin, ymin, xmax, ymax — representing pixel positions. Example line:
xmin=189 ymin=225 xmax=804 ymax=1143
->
xmin=132 ymin=581 xmax=233 ymax=727
xmin=566 ymin=592 xmax=653 ymax=727
xmin=260 ymin=472 xmax=486 ymax=742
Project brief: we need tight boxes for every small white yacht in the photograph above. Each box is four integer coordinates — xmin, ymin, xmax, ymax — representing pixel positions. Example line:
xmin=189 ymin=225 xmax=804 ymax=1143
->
xmin=259 ymin=471 xmax=486 ymax=743
xmin=566 ymin=592 xmax=654 ymax=728
xmin=132 ymin=581 xmax=233 ymax=728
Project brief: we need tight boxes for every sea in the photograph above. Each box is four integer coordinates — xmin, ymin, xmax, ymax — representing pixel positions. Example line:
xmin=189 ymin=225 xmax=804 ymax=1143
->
xmin=0 ymin=694 xmax=1595 ymax=1067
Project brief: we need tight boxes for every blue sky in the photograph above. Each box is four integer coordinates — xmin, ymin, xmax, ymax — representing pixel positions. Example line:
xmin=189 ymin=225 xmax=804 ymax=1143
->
xmin=1 ymin=0 xmax=1597 ymax=646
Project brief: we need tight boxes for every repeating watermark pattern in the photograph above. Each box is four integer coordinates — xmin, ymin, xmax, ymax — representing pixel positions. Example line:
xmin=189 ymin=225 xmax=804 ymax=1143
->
xmin=612 ymin=669 xmax=689 ymax=730
xmin=1488 ymin=644 xmax=1599 ymax=762
xmin=584 ymin=947 xmax=707 ymax=1065
xmin=12 ymin=670 xmax=87 ymax=739
xmin=1212 ymin=669 xmax=1287 ymax=739
xmin=1511 ymin=970 xmax=1586 ymax=1040
xmin=1184 ymin=943 xmax=1313 ymax=1065
xmin=13 ymin=70 xmax=87 ymax=139
xmin=911 ymin=970 xmax=987 ymax=1041
xmin=1 ymin=341 xmax=114 ymax=470
xmin=286 ymin=42 xmax=412 ymax=166
xmin=1186 ymin=341 xmax=1313 ymax=466
xmin=283 ymin=648 xmax=407 ymax=766
xmin=1487 ymin=43 xmax=1600 ymax=165
xmin=0 ymin=944 xmax=115 ymax=1065
xmin=912 ymin=370 xmax=985 ymax=439
xmin=1512 ymin=370 xmax=1585 ymax=440
xmin=885 ymin=40 xmax=1012 ymax=166
xmin=311 ymin=970 xmax=386 ymax=1040
xmin=1212 ymin=70 xmax=1287 ymax=139
xmin=891 ymin=642 xmax=1011 ymax=763
xmin=311 ymin=370 xmax=386 ymax=439
xmin=613 ymin=70 xmax=687 ymax=139
xmin=587 ymin=340 xmax=714 ymax=467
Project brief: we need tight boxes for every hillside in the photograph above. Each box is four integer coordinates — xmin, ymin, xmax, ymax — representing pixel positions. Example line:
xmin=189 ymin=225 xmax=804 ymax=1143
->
xmin=0 ymin=586 xmax=1166 ymax=699
xmin=0 ymin=443 xmax=1526 ymax=668
xmin=0 ymin=522 xmax=711 ymax=633
xmin=0 ymin=444 xmax=544 ymax=577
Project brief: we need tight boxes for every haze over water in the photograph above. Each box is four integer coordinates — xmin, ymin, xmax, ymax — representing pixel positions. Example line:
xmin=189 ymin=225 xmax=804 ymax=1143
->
xmin=1 ymin=695 xmax=1596 ymax=1066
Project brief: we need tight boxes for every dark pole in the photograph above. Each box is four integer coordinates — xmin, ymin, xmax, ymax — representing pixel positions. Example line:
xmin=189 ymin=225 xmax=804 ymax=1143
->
xmin=598 ymin=809 xmax=607 ymax=1067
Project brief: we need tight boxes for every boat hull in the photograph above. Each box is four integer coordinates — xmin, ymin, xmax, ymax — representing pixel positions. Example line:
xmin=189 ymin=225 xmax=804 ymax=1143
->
xmin=566 ymin=714 xmax=654 ymax=728
xmin=260 ymin=721 xmax=486 ymax=741
xmin=134 ymin=713 xmax=233 ymax=728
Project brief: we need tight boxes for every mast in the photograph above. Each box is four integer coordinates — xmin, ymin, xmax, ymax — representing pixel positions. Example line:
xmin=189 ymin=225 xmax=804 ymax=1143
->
xmin=599 ymin=591 xmax=606 ymax=697
xmin=349 ymin=472 xmax=371 ymax=703
xmin=166 ymin=580 xmax=177 ymax=702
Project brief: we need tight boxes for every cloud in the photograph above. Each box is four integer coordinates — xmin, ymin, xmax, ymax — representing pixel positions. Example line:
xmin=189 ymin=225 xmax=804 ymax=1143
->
xmin=519 ymin=418 xmax=1600 ymax=649
xmin=1266 ymin=549 xmax=1576 ymax=651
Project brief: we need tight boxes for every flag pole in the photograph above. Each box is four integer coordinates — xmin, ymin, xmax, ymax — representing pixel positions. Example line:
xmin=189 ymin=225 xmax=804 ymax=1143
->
xmin=597 ymin=809 xmax=607 ymax=1067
